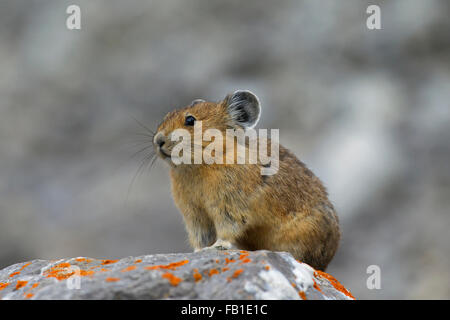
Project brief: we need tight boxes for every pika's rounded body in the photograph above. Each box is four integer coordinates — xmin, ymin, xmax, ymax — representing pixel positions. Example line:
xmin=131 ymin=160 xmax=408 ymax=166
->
xmin=153 ymin=91 xmax=340 ymax=271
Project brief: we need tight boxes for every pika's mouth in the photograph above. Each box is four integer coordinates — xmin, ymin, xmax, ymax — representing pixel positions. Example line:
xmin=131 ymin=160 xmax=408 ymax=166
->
xmin=157 ymin=147 xmax=171 ymax=159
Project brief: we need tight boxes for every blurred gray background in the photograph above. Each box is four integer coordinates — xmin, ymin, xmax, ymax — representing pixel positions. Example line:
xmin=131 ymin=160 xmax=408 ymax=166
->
xmin=1 ymin=0 xmax=449 ymax=299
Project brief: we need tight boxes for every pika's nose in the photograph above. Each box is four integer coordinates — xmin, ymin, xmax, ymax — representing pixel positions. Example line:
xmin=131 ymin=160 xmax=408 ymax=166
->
xmin=154 ymin=132 xmax=166 ymax=147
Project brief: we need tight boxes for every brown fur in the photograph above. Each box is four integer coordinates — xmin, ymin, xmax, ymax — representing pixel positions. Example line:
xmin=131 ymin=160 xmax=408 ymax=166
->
xmin=154 ymin=96 xmax=340 ymax=271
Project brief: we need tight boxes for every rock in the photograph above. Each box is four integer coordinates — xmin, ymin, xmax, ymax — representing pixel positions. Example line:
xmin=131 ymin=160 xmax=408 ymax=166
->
xmin=0 ymin=250 xmax=354 ymax=300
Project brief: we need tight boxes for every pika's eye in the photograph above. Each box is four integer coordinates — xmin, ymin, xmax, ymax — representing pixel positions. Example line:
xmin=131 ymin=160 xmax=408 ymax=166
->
xmin=184 ymin=115 xmax=196 ymax=126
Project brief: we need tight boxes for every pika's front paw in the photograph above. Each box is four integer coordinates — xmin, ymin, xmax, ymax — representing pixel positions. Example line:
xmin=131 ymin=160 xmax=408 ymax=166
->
xmin=197 ymin=239 xmax=236 ymax=252
xmin=211 ymin=245 xmax=229 ymax=251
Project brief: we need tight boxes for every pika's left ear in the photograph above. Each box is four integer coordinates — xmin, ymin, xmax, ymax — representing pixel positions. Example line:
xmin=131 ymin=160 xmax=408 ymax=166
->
xmin=190 ymin=99 xmax=205 ymax=107
xmin=225 ymin=90 xmax=261 ymax=129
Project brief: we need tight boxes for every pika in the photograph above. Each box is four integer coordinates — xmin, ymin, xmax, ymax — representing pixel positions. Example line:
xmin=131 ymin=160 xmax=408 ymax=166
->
xmin=153 ymin=90 xmax=340 ymax=271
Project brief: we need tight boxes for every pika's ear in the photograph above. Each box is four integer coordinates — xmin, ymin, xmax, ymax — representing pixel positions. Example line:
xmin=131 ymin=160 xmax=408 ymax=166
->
xmin=225 ymin=90 xmax=261 ymax=129
xmin=190 ymin=99 xmax=205 ymax=107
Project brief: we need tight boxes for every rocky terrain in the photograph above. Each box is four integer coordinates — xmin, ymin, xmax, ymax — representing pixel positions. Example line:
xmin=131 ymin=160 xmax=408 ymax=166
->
xmin=0 ymin=250 xmax=354 ymax=300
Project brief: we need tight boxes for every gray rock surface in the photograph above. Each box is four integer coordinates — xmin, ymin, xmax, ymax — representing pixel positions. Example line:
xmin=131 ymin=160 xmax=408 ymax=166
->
xmin=0 ymin=250 xmax=354 ymax=300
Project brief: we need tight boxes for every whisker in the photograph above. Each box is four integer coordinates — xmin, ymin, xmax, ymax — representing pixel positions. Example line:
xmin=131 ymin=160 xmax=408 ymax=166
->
xmin=129 ymin=144 xmax=155 ymax=161
xmin=130 ymin=115 xmax=156 ymax=136
xmin=147 ymin=153 xmax=158 ymax=173
xmin=124 ymin=115 xmax=158 ymax=203
xmin=131 ymin=132 xmax=155 ymax=139
xmin=124 ymin=130 xmax=155 ymax=138
xmin=123 ymin=140 xmax=153 ymax=148
xmin=126 ymin=149 xmax=157 ymax=203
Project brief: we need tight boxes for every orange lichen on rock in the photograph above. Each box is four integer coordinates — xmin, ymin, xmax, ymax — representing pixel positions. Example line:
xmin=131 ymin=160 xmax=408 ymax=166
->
xmin=239 ymin=252 xmax=250 ymax=260
xmin=15 ymin=280 xmax=28 ymax=290
xmin=9 ymin=271 xmax=20 ymax=278
xmin=233 ymin=269 xmax=244 ymax=278
xmin=75 ymin=258 xmax=92 ymax=263
xmin=134 ymin=259 xmax=142 ymax=264
xmin=121 ymin=265 xmax=137 ymax=272
xmin=101 ymin=259 xmax=119 ymax=265
xmin=105 ymin=277 xmax=120 ymax=282
xmin=193 ymin=268 xmax=202 ymax=282
xmin=19 ymin=262 xmax=32 ymax=271
xmin=0 ymin=282 xmax=10 ymax=291
xmin=44 ymin=263 xmax=75 ymax=280
xmin=22 ymin=282 xmax=40 ymax=299
xmin=208 ymin=268 xmax=220 ymax=277
xmin=100 ymin=268 xmax=110 ymax=272
xmin=264 ymin=266 xmax=270 ymax=271
xmin=58 ymin=262 xmax=71 ymax=268
xmin=227 ymin=269 xmax=244 ymax=282
xmin=145 ymin=260 xmax=189 ymax=271
xmin=225 ymin=258 xmax=236 ymax=265
xmin=298 ymin=291 xmax=307 ymax=300
xmin=161 ymin=272 xmax=182 ymax=286
xmin=44 ymin=262 xmax=95 ymax=280
xmin=145 ymin=266 xmax=159 ymax=270
xmin=79 ymin=270 xmax=95 ymax=277
xmin=315 ymin=271 xmax=355 ymax=299
xmin=313 ymin=279 xmax=323 ymax=293
xmin=222 ymin=267 xmax=230 ymax=272
xmin=239 ymin=258 xmax=251 ymax=264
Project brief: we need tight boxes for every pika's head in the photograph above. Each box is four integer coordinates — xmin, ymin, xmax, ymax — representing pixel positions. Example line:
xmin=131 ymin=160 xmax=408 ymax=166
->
xmin=153 ymin=90 xmax=261 ymax=164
